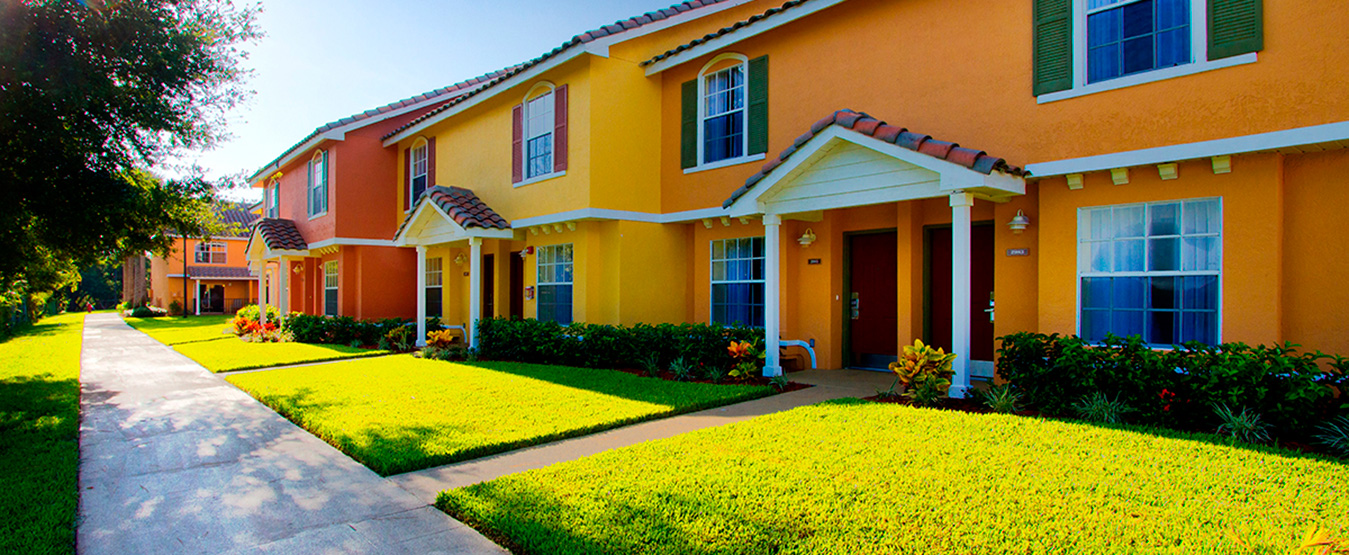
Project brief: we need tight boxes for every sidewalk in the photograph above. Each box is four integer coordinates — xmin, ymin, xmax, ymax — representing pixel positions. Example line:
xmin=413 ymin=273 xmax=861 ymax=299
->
xmin=391 ymin=368 xmax=887 ymax=502
xmin=77 ymin=314 xmax=505 ymax=554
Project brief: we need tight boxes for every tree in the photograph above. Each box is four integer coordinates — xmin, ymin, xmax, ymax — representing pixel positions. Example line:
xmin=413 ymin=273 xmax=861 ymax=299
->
xmin=0 ymin=0 xmax=260 ymax=289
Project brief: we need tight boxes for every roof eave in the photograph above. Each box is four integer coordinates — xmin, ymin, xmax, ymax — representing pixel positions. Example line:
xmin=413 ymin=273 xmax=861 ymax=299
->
xmin=643 ymin=0 xmax=849 ymax=76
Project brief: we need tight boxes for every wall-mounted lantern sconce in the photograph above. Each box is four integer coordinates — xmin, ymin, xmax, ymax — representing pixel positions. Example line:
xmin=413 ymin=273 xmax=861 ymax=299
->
xmin=1008 ymin=210 xmax=1031 ymax=234
xmin=454 ymin=253 xmax=467 ymax=265
xmin=518 ymin=246 xmax=534 ymax=259
xmin=797 ymin=228 xmax=817 ymax=247
xmin=292 ymin=263 xmax=303 ymax=274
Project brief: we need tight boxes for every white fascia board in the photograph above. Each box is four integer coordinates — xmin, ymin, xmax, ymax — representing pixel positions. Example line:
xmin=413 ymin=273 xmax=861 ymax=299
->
xmin=393 ymin=199 xmax=437 ymax=247
xmin=1026 ymin=120 xmax=1349 ymax=177
xmin=307 ymin=237 xmax=397 ymax=250
xmin=643 ymin=0 xmax=850 ymax=76
xmin=383 ymin=49 xmax=586 ymax=147
xmin=583 ymin=0 xmax=756 ymax=57
xmin=511 ymin=206 xmax=731 ymax=228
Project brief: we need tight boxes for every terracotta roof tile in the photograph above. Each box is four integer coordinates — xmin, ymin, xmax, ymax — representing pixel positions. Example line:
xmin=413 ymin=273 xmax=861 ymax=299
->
xmin=722 ymin=109 xmax=1029 ymax=208
xmin=395 ymin=186 xmax=511 ymax=241
xmin=383 ymin=0 xmax=735 ymax=142
xmin=253 ymin=219 xmax=308 ymax=252
xmin=187 ymin=266 xmax=254 ymax=280
xmin=643 ymin=0 xmax=816 ymax=67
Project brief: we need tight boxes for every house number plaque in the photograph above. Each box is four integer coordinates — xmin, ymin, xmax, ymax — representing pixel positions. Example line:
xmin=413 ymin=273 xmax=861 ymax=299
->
xmin=1006 ymin=248 xmax=1030 ymax=257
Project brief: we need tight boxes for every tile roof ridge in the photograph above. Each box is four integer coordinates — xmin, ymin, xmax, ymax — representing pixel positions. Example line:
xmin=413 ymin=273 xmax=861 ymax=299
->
xmin=643 ymin=0 xmax=815 ymax=67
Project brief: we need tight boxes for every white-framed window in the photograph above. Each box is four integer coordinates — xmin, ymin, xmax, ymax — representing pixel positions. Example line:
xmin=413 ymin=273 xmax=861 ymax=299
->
xmin=425 ymin=257 xmax=443 ymax=319
xmin=193 ymin=242 xmax=227 ymax=265
xmin=536 ymin=243 xmax=573 ymax=325
xmin=410 ymin=139 xmax=428 ymax=207
xmin=308 ymin=151 xmax=329 ymax=218
xmin=1086 ymin=0 xmax=1190 ymax=83
xmin=524 ymin=87 xmax=555 ymax=179
xmin=699 ymin=54 xmax=748 ymax=165
xmin=323 ymin=260 xmax=338 ymax=317
xmin=1078 ymin=198 xmax=1221 ymax=346
xmin=711 ymin=237 xmax=764 ymax=327
xmin=266 ymin=180 xmax=279 ymax=219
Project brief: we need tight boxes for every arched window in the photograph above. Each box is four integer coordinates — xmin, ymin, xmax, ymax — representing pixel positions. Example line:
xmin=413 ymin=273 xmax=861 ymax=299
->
xmin=523 ymin=83 xmax=556 ymax=179
xmin=265 ymin=178 xmax=279 ymax=219
xmin=410 ymin=138 xmax=429 ymax=204
xmin=698 ymin=53 xmax=749 ymax=165
xmin=307 ymin=150 xmax=328 ymax=217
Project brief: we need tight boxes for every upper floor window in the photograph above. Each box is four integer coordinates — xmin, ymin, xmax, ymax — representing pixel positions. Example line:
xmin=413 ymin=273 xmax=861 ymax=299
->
xmin=308 ymin=151 xmax=329 ymax=218
xmin=265 ymin=180 xmax=279 ymax=219
xmin=681 ymin=54 xmax=768 ymax=172
xmin=410 ymin=139 xmax=428 ymax=204
xmin=525 ymin=89 xmax=555 ymax=179
xmin=1078 ymin=198 xmax=1221 ymax=346
xmin=193 ymin=242 xmax=227 ymax=265
xmin=1087 ymin=0 xmax=1190 ymax=83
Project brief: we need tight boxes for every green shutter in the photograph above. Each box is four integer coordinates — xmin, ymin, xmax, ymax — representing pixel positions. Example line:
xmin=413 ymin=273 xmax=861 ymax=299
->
xmin=747 ymin=55 xmax=769 ymax=156
xmin=320 ymin=150 xmax=330 ymax=213
xmin=681 ymin=79 xmax=698 ymax=169
xmin=1033 ymin=0 xmax=1073 ymax=96
xmin=1208 ymin=0 xmax=1262 ymax=60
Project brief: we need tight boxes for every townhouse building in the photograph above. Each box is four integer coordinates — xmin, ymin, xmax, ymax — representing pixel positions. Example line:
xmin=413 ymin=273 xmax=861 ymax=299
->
xmin=148 ymin=202 xmax=259 ymax=314
xmin=259 ymin=0 xmax=1349 ymax=396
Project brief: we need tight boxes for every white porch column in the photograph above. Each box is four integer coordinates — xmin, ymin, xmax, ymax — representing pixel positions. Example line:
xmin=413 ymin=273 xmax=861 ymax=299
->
xmin=949 ymin=192 xmax=974 ymax=398
xmin=194 ymin=279 xmax=201 ymax=315
xmin=277 ymin=257 xmax=289 ymax=319
xmin=468 ymin=237 xmax=483 ymax=350
xmin=257 ymin=263 xmax=268 ymax=325
xmin=763 ymin=214 xmax=782 ymax=377
xmin=415 ymin=246 xmax=428 ymax=348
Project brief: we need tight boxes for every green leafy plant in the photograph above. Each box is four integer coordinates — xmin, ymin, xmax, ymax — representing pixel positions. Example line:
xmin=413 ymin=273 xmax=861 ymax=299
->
xmin=886 ymin=339 xmax=956 ymax=407
xmin=384 ymin=325 xmax=415 ymax=352
xmin=726 ymin=340 xmax=765 ymax=381
xmin=702 ymin=364 xmax=727 ymax=384
xmin=167 ymin=299 xmax=183 ymax=316
xmin=1212 ymin=403 xmax=1272 ymax=445
xmin=1313 ymin=416 xmax=1349 ymax=458
xmin=1073 ymin=392 xmax=1134 ymax=424
xmin=669 ymin=357 xmax=695 ymax=382
xmin=979 ymin=384 xmax=1022 ymax=414
xmin=638 ymin=352 xmax=662 ymax=377
xmin=421 ymin=345 xmax=468 ymax=362
xmin=769 ymin=374 xmax=790 ymax=391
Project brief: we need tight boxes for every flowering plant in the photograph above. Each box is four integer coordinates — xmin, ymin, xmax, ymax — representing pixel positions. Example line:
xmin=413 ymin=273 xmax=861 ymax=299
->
xmin=727 ymin=340 xmax=765 ymax=381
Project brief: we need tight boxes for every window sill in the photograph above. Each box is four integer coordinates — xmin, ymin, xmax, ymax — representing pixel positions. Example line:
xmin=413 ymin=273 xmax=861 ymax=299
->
xmin=308 ymin=211 xmax=328 ymax=221
xmin=515 ymin=170 xmax=566 ymax=188
xmin=1036 ymin=53 xmax=1257 ymax=104
xmin=683 ymin=153 xmax=767 ymax=175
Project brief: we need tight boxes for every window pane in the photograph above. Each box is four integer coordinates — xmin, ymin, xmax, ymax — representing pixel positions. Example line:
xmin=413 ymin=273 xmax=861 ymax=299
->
xmin=1148 ymin=203 xmax=1179 ymax=235
xmin=1083 ymin=208 xmax=1113 ymax=241
xmin=1150 ymin=276 xmax=1178 ymax=310
xmin=1088 ymin=44 xmax=1122 ymax=83
xmin=1157 ymin=0 xmax=1188 ymax=29
xmin=1114 ymin=206 xmax=1145 ymax=237
xmin=1113 ymin=277 xmax=1146 ymax=310
xmin=1182 ymin=311 xmax=1215 ymax=345
xmin=1122 ymin=36 xmax=1155 ymax=75
xmin=1088 ymin=8 xmax=1121 ymax=46
xmin=1181 ymin=236 xmax=1219 ymax=271
xmin=711 ymin=240 xmax=725 ymax=260
xmin=1121 ymin=0 xmax=1154 ymax=38
xmin=560 ymin=262 xmax=573 ymax=283
xmin=711 ymin=261 xmax=726 ymax=281
xmin=1083 ymin=277 xmax=1112 ymax=309
xmin=1148 ymin=237 xmax=1178 ymax=271
xmin=1114 ymin=239 xmax=1145 ymax=272
xmin=1183 ymin=199 xmax=1219 ymax=234
xmin=1082 ymin=309 xmax=1111 ymax=342
xmin=1156 ymin=28 xmax=1189 ymax=67
xmin=1148 ymin=310 xmax=1178 ymax=345
xmin=1182 ymin=275 xmax=1217 ymax=310
xmin=1112 ymin=310 xmax=1145 ymax=339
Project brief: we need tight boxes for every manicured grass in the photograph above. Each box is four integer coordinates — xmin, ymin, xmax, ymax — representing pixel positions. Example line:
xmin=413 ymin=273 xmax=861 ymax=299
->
xmin=226 ymin=357 xmax=774 ymax=475
xmin=439 ymin=399 xmax=1349 ymax=555
xmin=0 ymin=313 xmax=85 ymax=554
xmin=123 ymin=314 xmax=233 ymax=345
xmin=174 ymin=337 xmax=390 ymax=372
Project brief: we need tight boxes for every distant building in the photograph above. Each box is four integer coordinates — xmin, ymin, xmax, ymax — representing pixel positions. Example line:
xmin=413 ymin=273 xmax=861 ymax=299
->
xmin=148 ymin=202 xmax=259 ymax=314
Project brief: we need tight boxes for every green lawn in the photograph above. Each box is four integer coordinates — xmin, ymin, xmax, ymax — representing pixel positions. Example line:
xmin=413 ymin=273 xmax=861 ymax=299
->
xmin=0 ymin=313 xmax=85 ymax=554
xmin=226 ymin=357 xmax=774 ymax=475
xmin=122 ymin=314 xmax=233 ymax=345
xmin=174 ymin=338 xmax=389 ymax=372
xmin=439 ymin=399 xmax=1349 ymax=555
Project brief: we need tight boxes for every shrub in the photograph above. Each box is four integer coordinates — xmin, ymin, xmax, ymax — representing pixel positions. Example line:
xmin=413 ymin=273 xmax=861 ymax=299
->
xmin=1073 ymin=392 xmax=1133 ymax=424
xmin=669 ymin=357 xmax=695 ymax=382
xmin=997 ymin=332 xmax=1347 ymax=440
xmin=235 ymin=304 xmax=280 ymax=322
xmin=886 ymin=339 xmax=956 ymax=407
xmin=426 ymin=329 xmax=460 ymax=349
xmin=726 ymin=340 xmax=764 ymax=381
xmin=638 ymin=352 xmax=661 ymax=377
xmin=167 ymin=299 xmax=183 ymax=316
xmin=421 ymin=345 xmax=467 ymax=362
xmin=1212 ymin=403 xmax=1272 ymax=445
xmin=474 ymin=317 xmax=760 ymax=371
xmin=769 ymin=374 xmax=790 ymax=391
xmin=385 ymin=325 xmax=415 ymax=352
xmin=126 ymin=305 xmax=166 ymax=318
xmin=979 ymin=384 xmax=1022 ymax=414
xmin=1314 ymin=416 xmax=1349 ymax=458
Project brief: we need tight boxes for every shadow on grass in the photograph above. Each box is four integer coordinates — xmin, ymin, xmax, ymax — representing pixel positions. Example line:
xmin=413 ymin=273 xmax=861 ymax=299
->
xmin=0 ymin=374 xmax=80 ymax=553
xmin=438 ymin=482 xmax=803 ymax=555
xmin=458 ymin=361 xmax=773 ymax=407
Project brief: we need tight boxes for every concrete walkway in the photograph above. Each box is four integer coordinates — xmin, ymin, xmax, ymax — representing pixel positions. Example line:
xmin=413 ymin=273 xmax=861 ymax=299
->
xmin=391 ymin=367 xmax=891 ymax=502
xmin=77 ymin=314 xmax=506 ymax=554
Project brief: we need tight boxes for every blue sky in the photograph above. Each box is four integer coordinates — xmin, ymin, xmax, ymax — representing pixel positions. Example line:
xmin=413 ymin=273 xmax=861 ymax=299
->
xmin=188 ymin=0 xmax=692 ymax=201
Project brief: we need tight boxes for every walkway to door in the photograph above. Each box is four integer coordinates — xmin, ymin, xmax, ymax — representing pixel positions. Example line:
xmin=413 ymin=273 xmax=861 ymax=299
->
xmin=77 ymin=314 xmax=505 ymax=554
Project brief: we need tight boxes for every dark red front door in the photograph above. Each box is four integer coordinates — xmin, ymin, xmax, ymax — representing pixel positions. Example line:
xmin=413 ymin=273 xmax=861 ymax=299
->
xmin=927 ymin=225 xmax=995 ymax=361
xmin=482 ymin=254 xmax=495 ymax=318
xmin=509 ymin=252 xmax=524 ymax=319
xmin=848 ymin=231 xmax=898 ymax=369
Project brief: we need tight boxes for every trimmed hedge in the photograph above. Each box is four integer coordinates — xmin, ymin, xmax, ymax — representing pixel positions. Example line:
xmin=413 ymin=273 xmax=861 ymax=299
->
xmin=997 ymin=332 xmax=1349 ymax=440
xmin=282 ymin=313 xmax=443 ymax=346
xmin=475 ymin=317 xmax=761 ymax=370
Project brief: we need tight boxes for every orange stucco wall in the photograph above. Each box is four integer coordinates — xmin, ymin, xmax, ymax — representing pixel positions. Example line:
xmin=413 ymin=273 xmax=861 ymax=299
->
xmin=1281 ymin=149 xmax=1349 ymax=355
xmin=148 ymin=237 xmax=254 ymax=312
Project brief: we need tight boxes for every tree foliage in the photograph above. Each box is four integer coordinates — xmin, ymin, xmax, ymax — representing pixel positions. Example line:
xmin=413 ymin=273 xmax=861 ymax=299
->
xmin=0 ymin=0 xmax=260 ymax=291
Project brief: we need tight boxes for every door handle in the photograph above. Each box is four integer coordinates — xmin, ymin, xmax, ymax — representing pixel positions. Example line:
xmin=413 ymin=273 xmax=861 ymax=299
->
xmin=850 ymin=292 xmax=860 ymax=320
xmin=984 ymin=298 xmax=994 ymax=323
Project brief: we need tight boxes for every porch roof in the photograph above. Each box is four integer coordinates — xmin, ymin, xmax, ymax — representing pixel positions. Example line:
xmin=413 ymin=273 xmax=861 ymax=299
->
xmin=245 ymin=218 xmax=310 ymax=263
xmin=394 ymin=186 xmax=515 ymax=247
xmin=724 ymin=109 xmax=1028 ymax=210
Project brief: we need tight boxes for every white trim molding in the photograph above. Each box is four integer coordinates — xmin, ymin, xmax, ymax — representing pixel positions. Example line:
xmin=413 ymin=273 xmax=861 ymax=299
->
xmin=306 ymin=237 xmax=398 ymax=250
xmin=643 ymin=0 xmax=850 ymax=75
xmin=1025 ymin=120 xmax=1349 ymax=177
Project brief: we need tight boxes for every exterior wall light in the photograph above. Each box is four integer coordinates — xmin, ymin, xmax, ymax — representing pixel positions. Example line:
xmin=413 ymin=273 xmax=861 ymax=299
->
xmin=518 ymin=246 xmax=534 ymax=259
xmin=454 ymin=253 xmax=467 ymax=265
xmin=797 ymin=228 xmax=817 ymax=247
xmin=1007 ymin=210 xmax=1031 ymax=234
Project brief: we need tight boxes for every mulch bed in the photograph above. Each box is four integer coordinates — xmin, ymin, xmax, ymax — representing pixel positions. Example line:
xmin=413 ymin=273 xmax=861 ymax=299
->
xmin=613 ymin=367 xmax=813 ymax=392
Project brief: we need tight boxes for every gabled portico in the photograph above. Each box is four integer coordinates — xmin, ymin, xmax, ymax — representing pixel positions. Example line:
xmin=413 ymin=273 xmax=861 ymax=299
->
xmin=245 ymin=218 xmax=311 ymax=324
xmin=394 ymin=186 xmax=515 ymax=348
xmin=723 ymin=110 xmax=1027 ymax=397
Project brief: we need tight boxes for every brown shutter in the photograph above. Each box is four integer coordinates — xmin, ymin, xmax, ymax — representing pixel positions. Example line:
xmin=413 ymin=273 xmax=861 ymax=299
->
xmin=403 ymin=147 xmax=411 ymax=211
xmin=427 ymin=137 xmax=436 ymax=188
xmin=553 ymin=85 xmax=568 ymax=173
xmin=512 ymin=104 xmax=524 ymax=184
